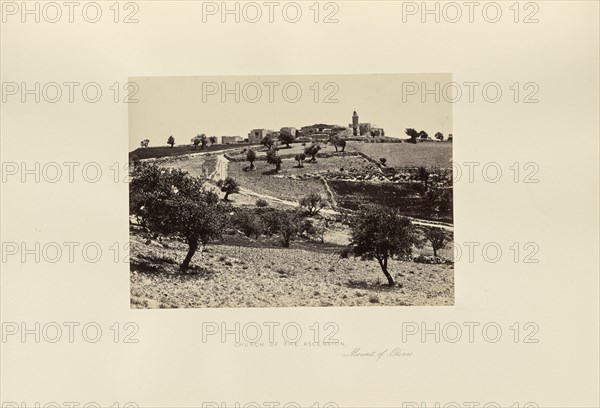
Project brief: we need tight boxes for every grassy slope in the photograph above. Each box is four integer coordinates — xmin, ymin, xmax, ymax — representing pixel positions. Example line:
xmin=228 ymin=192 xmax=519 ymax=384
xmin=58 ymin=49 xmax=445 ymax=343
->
xmin=346 ymin=141 xmax=452 ymax=168
xmin=129 ymin=140 xmax=455 ymax=309
xmin=233 ymin=154 xmax=380 ymax=203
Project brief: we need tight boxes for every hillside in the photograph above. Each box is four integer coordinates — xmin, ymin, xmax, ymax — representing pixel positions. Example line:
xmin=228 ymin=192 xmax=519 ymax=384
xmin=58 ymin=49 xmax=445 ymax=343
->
xmin=130 ymin=139 xmax=454 ymax=308
xmin=129 ymin=143 xmax=260 ymax=161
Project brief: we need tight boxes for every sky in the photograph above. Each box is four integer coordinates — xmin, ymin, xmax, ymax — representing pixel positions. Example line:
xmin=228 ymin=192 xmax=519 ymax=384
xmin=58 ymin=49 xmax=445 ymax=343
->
xmin=129 ymin=74 xmax=453 ymax=151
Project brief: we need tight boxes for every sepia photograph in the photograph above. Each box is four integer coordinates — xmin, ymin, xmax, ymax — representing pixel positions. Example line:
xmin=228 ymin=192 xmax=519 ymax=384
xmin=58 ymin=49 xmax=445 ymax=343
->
xmin=128 ymin=74 xmax=454 ymax=308
xmin=2 ymin=1 xmax=599 ymax=406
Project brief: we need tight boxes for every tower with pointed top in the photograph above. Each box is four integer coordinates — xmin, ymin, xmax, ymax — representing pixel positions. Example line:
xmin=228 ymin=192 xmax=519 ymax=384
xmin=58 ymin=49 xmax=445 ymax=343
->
xmin=352 ymin=111 xmax=359 ymax=136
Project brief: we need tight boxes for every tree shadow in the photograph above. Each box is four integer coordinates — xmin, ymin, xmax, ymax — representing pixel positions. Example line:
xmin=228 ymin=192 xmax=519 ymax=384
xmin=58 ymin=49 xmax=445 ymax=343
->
xmin=130 ymin=253 xmax=216 ymax=280
xmin=130 ymin=253 xmax=177 ymax=274
xmin=346 ymin=278 xmax=400 ymax=292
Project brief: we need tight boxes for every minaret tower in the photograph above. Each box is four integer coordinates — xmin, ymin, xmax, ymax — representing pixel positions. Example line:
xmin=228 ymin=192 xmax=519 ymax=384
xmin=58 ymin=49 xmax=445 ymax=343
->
xmin=352 ymin=111 xmax=359 ymax=136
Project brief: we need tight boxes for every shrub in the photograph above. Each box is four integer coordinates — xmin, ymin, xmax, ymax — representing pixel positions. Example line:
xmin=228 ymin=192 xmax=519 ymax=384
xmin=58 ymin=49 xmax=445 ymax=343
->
xmin=217 ymin=177 xmax=240 ymax=201
xmin=232 ymin=209 xmax=264 ymax=239
xmin=300 ymin=193 xmax=326 ymax=216
xmin=304 ymin=144 xmax=321 ymax=162
xmin=256 ymin=199 xmax=268 ymax=208
xmin=258 ymin=207 xmax=281 ymax=237
xmin=278 ymin=130 xmax=295 ymax=148
xmin=294 ymin=153 xmax=306 ymax=167
xmin=338 ymin=246 xmax=353 ymax=258
xmin=246 ymin=149 xmax=257 ymax=170
xmin=277 ymin=209 xmax=301 ymax=247
xmin=422 ymin=227 xmax=450 ymax=257
xmin=266 ymin=149 xmax=282 ymax=171
xmin=413 ymin=254 xmax=450 ymax=265
xmin=261 ymin=135 xmax=274 ymax=150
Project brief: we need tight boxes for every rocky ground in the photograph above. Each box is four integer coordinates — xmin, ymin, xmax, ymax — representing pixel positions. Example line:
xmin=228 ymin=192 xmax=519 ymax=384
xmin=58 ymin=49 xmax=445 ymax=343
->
xmin=130 ymin=229 xmax=454 ymax=309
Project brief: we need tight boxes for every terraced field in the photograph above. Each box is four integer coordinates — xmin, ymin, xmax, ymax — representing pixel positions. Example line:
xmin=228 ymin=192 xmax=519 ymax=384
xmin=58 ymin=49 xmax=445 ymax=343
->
xmin=346 ymin=141 xmax=452 ymax=168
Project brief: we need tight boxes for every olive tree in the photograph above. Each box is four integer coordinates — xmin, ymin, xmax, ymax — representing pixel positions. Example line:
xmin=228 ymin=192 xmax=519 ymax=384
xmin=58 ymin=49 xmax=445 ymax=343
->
xmin=278 ymin=130 xmax=295 ymax=148
xmin=266 ymin=149 xmax=282 ymax=171
xmin=304 ymin=144 xmax=321 ymax=162
xmin=217 ymin=177 xmax=240 ymax=201
xmin=295 ymin=153 xmax=306 ymax=168
xmin=246 ymin=149 xmax=257 ymax=170
xmin=422 ymin=227 xmax=450 ymax=257
xmin=261 ymin=135 xmax=275 ymax=150
xmin=349 ymin=205 xmax=418 ymax=286
xmin=405 ymin=128 xmax=418 ymax=143
xmin=130 ymin=163 xmax=229 ymax=271
xmin=300 ymin=193 xmax=326 ymax=216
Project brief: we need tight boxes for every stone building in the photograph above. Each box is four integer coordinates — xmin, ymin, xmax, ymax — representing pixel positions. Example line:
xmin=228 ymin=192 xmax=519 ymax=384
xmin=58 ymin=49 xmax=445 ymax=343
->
xmin=348 ymin=111 xmax=385 ymax=137
xmin=247 ymin=129 xmax=274 ymax=144
xmin=351 ymin=111 xmax=359 ymax=135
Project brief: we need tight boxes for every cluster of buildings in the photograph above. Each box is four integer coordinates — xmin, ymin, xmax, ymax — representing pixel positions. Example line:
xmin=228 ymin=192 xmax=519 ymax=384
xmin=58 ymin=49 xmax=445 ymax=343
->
xmin=218 ymin=111 xmax=385 ymax=145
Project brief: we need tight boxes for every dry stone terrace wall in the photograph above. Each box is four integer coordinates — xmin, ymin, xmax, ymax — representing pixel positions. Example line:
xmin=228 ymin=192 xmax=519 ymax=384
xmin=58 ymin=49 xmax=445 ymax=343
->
xmin=225 ymin=150 xmax=369 ymax=163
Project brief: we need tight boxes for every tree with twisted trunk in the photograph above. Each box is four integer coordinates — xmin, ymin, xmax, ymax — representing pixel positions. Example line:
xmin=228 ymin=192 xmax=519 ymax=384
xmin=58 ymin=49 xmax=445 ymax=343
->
xmin=130 ymin=163 xmax=229 ymax=271
xmin=349 ymin=205 xmax=418 ymax=287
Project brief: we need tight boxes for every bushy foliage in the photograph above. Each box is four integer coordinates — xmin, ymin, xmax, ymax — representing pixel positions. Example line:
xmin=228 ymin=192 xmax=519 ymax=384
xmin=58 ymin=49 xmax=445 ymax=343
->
xmin=329 ymin=135 xmax=347 ymax=152
xmin=304 ymin=144 xmax=321 ymax=162
xmin=349 ymin=205 xmax=418 ymax=286
xmin=300 ymin=193 xmax=326 ymax=216
xmin=300 ymin=219 xmax=326 ymax=243
xmin=294 ymin=153 xmax=306 ymax=168
xmin=266 ymin=149 xmax=282 ymax=171
xmin=249 ymin=207 xmax=301 ymax=246
xmin=276 ymin=209 xmax=301 ymax=247
xmin=217 ymin=177 xmax=240 ymax=201
xmin=167 ymin=135 xmax=175 ymax=147
xmin=413 ymin=254 xmax=451 ymax=265
xmin=258 ymin=207 xmax=281 ymax=237
xmin=422 ymin=227 xmax=450 ymax=257
xmin=417 ymin=166 xmax=430 ymax=190
xmin=405 ymin=128 xmax=419 ymax=143
xmin=425 ymin=186 xmax=453 ymax=215
xmin=130 ymin=163 xmax=229 ymax=270
xmin=246 ymin=149 xmax=257 ymax=170
xmin=278 ymin=131 xmax=295 ymax=148
xmin=261 ymin=135 xmax=274 ymax=150
xmin=232 ymin=209 xmax=264 ymax=239
xmin=255 ymin=199 xmax=268 ymax=208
